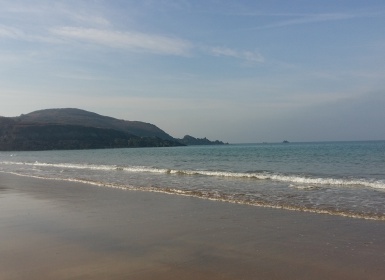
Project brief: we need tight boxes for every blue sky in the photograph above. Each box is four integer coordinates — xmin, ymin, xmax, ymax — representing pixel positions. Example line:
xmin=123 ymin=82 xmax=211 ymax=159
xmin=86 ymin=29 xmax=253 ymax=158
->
xmin=1 ymin=0 xmax=385 ymax=142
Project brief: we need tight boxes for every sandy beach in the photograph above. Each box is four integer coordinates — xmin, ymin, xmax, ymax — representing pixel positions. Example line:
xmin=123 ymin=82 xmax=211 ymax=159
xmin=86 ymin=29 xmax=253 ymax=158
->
xmin=1 ymin=172 xmax=384 ymax=280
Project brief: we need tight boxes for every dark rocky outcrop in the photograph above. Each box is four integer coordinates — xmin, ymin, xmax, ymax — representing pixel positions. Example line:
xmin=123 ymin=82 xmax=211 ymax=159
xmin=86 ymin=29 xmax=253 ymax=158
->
xmin=177 ymin=135 xmax=227 ymax=146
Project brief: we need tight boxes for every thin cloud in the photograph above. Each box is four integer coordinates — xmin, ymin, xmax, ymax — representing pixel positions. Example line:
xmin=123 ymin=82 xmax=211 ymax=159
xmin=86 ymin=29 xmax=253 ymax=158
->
xmin=207 ymin=46 xmax=264 ymax=63
xmin=0 ymin=25 xmax=23 ymax=39
xmin=50 ymin=27 xmax=265 ymax=63
xmin=0 ymin=24 xmax=63 ymax=44
xmin=253 ymin=12 xmax=380 ymax=29
xmin=50 ymin=27 xmax=192 ymax=56
xmin=63 ymin=13 xmax=111 ymax=28
xmin=1 ymin=2 xmax=264 ymax=62
xmin=2 ymin=23 xmax=265 ymax=63
xmin=0 ymin=1 xmax=111 ymax=28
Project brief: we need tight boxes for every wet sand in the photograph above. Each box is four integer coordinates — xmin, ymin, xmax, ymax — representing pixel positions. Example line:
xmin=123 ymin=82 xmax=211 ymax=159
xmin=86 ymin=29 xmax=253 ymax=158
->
xmin=1 ymin=173 xmax=385 ymax=280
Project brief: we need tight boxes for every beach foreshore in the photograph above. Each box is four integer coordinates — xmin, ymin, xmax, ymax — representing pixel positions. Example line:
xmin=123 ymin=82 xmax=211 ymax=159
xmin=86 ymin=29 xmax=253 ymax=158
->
xmin=1 ymin=172 xmax=384 ymax=280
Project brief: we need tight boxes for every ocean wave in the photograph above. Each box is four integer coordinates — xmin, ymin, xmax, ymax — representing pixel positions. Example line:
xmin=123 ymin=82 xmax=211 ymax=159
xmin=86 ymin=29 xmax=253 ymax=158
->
xmin=1 ymin=160 xmax=385 ymax=190
xmin=1 ymin=170 xmax=384 ymax=221
xmin=288 ymin=184 xmax=321 ymax=190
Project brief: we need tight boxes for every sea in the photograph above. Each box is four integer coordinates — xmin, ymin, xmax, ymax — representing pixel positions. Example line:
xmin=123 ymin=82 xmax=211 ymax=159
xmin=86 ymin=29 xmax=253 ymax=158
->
xmin=1 ymin=141 xmax=385 ymax=220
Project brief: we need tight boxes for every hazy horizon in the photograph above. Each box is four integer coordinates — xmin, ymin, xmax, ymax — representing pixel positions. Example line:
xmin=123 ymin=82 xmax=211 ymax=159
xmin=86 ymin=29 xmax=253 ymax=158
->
xmin=1 ymin=1 xmax=385 ymax=143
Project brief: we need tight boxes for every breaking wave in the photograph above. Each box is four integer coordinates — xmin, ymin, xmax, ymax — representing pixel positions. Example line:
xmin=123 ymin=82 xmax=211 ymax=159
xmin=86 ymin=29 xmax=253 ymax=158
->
xmin=1 ymin=160 xmax=385 ymax=190
xmin=2 ymin=170 xmax=384 ymax=221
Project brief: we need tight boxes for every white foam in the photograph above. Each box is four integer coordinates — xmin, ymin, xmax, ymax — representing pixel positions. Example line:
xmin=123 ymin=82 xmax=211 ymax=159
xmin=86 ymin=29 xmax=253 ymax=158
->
xmin=1 ymin=170 xmax=384 ymax=221
xmin=1 ymin=160 xmax=385 ymax=190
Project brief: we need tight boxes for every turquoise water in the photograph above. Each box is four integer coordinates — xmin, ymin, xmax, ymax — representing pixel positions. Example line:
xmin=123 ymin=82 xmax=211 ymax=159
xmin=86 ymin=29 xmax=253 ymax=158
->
xmin=1 ymin=141 xmax=385 ymax=220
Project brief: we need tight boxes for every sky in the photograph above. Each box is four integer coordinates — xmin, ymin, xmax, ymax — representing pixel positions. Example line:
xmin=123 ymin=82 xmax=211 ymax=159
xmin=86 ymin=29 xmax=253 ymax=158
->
xmin=1 ymin=0 xmax=385 ymax=143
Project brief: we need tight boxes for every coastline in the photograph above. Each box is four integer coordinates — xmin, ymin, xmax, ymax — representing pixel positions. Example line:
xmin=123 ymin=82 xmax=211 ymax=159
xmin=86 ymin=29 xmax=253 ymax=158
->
xmin=1 ymin=172 xmax=385 ymax=280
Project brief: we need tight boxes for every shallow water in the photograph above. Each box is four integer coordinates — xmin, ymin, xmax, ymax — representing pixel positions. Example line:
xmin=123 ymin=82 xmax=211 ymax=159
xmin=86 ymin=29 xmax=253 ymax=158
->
xmin=1 ymin=141 xmax=385 ymax=220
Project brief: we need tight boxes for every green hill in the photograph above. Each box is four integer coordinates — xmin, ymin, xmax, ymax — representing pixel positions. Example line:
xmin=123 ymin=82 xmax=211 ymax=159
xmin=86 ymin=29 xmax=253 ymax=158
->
xmin=0 ymin=108 xmax=183 ymax=151
xmin=17 ymin=108 xmax=174 ymax=140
